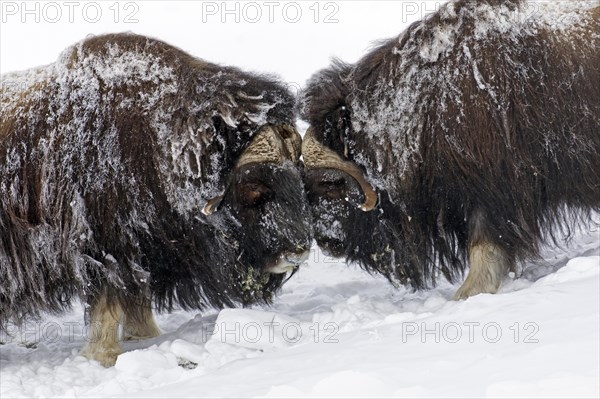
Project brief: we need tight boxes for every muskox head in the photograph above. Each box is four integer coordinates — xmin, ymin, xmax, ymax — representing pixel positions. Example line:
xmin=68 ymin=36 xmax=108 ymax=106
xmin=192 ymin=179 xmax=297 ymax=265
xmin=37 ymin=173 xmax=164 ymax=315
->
xmin=299 ymin=63 xmax=381 ymax=260
xmin=200 ymin=123 xmax=313 ymax=302
xmin=108 ymin=34 xmax=317 ymax=308
xmin=302 ymin=127 xmax=378 ymax=256
xmin=299 ymin=56 xmax=453 ymax=288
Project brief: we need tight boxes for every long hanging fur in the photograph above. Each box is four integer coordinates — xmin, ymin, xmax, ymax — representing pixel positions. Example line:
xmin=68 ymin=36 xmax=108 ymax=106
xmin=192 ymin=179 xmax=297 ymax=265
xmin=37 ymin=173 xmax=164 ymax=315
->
xmin=0 ymin=33 xmax=312 ymax=328
xmin=301 ymin=0 xmax=600 ymax=289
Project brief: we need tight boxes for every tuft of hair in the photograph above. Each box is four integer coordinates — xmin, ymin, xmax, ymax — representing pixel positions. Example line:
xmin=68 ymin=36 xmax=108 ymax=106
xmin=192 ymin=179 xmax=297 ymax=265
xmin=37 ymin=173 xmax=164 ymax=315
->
xmin=299 ymin=59 xmax=351 ymax=130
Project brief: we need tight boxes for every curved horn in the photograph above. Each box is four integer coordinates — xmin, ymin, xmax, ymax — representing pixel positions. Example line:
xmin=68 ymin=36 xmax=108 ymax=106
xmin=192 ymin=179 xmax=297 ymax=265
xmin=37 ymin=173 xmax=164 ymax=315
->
xmin=202 ymin=125 xmax=301 ymax=215
xmin=302 ymin=128 xmax=378 ymax=212
xmin=201 ymin=195 xmax=224 ymax=216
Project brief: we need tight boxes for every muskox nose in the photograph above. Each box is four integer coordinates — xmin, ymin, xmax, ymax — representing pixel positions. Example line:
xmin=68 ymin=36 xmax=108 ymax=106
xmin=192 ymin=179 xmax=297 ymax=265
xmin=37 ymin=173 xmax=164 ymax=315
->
xmin=284 ymin=250 xmax=310 ymax=265
xmin=266 ymin=249 xmax=310 ymax=274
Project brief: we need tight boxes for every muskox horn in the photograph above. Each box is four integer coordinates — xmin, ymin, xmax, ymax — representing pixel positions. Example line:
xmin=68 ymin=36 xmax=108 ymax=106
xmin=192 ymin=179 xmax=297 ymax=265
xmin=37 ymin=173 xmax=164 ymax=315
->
xmin=236 ymin=125 xmax=301 ymax=169
xmin=302 ymin=128 xmax=378 ymax=212
xmin=278 ymin=124 xmax=302 ymax=164
xmin=202 ymin=125 xmax=301 ymax=215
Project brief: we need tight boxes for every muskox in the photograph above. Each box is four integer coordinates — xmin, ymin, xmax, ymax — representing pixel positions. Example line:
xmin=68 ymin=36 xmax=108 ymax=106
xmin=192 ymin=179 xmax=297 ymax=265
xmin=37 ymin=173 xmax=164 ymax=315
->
xmin=301 ymin=0 xmax=599 ymax=299
xmin=0 ymin=33 xmax=312 ymax=366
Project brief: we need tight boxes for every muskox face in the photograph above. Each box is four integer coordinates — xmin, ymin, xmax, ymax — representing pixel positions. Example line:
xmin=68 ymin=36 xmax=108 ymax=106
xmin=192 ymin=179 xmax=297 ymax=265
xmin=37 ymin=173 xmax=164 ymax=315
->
xmin=304 ymin=168 xmax=362 ymax=257
xmin=223 ymin=162 xmax=311 ymax=268
xmin=203 ymin=124 xmax=312 ymax=304
xmin=302 ymin=127 xmax=378 ymax=260
xmin=301 ymin=126 xmax=412 ymax=285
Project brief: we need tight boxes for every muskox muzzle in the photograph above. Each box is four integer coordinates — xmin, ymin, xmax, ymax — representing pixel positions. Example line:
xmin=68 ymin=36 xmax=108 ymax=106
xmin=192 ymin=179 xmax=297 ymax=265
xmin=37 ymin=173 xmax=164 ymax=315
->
xmin=265 ymin=249 xmax=311 ymax=274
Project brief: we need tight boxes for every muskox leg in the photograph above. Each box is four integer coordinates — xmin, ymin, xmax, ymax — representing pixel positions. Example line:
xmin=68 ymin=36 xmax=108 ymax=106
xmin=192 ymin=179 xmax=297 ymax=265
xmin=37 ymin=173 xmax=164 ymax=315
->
xmin=122 ymin=299 xmax=161 ymax=341
xmin=81 ymin=294 xmax=123 ymax=367
xmin=454 ymin=210 xmax=513 ymax=300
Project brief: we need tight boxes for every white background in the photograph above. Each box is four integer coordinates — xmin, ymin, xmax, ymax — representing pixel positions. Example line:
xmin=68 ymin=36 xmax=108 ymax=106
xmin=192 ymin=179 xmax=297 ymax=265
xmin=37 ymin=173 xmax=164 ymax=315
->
xmin=0 ymin=1 xmax=441 ymax=89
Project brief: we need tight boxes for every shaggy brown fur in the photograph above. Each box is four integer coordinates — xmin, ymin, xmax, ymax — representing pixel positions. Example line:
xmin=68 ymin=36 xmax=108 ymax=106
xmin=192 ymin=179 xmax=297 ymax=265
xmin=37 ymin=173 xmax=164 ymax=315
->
xmin=1 ymin=33 xmax=312 ymax=365
xmin=301 ymin=0 xmax=599 ymax=297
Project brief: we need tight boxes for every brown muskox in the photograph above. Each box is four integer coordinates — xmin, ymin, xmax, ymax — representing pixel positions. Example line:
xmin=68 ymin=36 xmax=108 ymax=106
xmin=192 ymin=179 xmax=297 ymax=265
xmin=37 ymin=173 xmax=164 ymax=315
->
xmin=0 ymin=33 xmax=312 ymax=366
xmin=300 ymin=0 xmax=599 ymax=299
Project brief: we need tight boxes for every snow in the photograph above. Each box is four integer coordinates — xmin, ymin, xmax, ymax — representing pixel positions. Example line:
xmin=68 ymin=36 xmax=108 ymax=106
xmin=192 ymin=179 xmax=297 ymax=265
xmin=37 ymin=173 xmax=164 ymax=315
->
xmin=1 ymin=227 xmax=598 ymax=398
xmin=1 ymin=1 xmax=599 ymax=398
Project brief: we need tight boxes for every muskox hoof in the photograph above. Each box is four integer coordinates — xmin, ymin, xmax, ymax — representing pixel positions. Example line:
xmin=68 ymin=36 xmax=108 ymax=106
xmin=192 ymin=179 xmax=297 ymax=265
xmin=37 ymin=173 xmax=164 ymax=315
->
xmin=122 ymin=328 xmax=161 ymax=342
xmin=454 ymin=242 xmax=511 ymax=300
xmin=453 ymin=283 xmax=499 ymax=300
xmin=453 ymin=267 xmax=504 ymax=300
xmin=122 ymin=309 xmax=162 ymax=342
xmin=122 ymin=332 xmax=161 ymax=342
xmin=81 ymin=345 xmax=121 ymax=367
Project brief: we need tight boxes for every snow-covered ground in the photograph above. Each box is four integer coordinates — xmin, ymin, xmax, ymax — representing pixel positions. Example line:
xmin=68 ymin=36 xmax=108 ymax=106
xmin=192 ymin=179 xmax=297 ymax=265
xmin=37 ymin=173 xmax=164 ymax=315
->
xmin=1 ymin=227 xmax=598 ymax=398
xmin=1 ymin=1 xmax=599 ymax=398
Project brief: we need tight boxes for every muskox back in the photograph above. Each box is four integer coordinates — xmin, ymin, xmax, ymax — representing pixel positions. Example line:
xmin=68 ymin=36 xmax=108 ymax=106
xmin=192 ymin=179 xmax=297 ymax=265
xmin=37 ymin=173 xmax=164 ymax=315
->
xmin=301 ymin=1 xmax=599 ymax=298
xmin=0 ymin=33 xmax=312 ymax=366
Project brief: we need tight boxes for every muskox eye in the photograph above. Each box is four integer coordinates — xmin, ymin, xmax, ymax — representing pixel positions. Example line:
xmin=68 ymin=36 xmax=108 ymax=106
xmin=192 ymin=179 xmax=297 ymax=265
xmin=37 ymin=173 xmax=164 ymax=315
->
xmin=238 ymin=182 xmax=273 ymax=207
xmin=319 ymin=179 xmax=345 ymax=200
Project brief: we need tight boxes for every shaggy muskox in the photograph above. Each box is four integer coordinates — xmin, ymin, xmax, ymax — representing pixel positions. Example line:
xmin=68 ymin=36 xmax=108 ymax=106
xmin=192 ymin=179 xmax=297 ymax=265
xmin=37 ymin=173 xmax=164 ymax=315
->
xmin=301 ymin=0 xmax=599 ymax=299
xmin=0 ymin=33 xmax=311 ymax=366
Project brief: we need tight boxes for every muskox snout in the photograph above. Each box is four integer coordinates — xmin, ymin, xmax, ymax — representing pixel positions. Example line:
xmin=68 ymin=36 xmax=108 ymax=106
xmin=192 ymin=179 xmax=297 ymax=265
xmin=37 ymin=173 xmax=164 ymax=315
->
xmin=285 ymin=249 xmax=310 ymax=265
xmin=265 ymin=248 xmax=310 ymax=274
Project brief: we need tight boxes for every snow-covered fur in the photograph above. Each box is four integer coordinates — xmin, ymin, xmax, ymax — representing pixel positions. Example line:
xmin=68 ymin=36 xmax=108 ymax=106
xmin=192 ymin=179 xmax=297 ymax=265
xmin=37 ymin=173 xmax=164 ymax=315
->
xmin=0 ymin=33 xmax=311 ymax=328
xmin=301 ymin=0 xmax=599 ymax=293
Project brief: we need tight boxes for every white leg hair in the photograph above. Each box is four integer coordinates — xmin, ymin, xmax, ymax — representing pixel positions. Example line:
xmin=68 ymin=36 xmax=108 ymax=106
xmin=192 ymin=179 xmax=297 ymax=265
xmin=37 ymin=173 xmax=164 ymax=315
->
xmin=81 ymin=294 xmax=123 ymax=367
xmin=454 ymin=242 xmax=511 ymax=300
xmin=122 ymin=302 xmax=161 ymax=341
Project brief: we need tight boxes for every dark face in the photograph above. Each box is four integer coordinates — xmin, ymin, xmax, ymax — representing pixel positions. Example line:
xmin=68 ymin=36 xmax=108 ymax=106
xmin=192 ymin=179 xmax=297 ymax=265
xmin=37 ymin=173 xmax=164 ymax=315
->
xmin=301 ymin=123 xmax=423 ymax=287
xmin=301 ymin=100 xmax=379 ymax=260
xmin=303 ymin=156 xmax=407 ymax=284
xmin=304 ymin=168 xmax=366 ymax=258
xmin=217 ymin=161 xmax=312 ymax=304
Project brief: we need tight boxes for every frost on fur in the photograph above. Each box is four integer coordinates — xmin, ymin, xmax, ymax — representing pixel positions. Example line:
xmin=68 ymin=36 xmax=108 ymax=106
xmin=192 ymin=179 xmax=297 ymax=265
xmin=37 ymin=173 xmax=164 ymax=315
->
xmin=301 ymin=0 xmax=600 ymax=293
xmin=0 ymin=33 xmax=311 ymax=337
